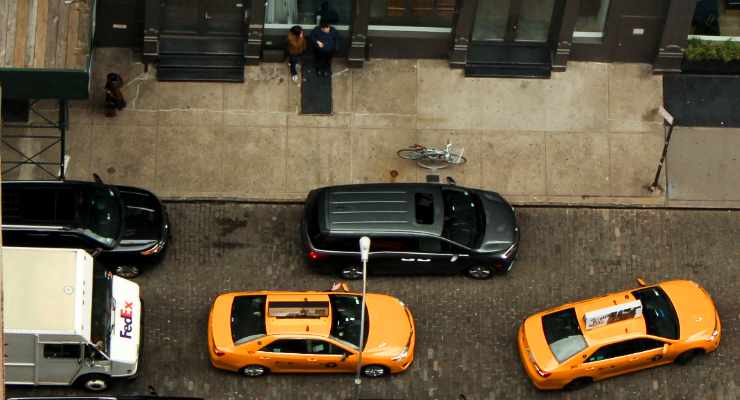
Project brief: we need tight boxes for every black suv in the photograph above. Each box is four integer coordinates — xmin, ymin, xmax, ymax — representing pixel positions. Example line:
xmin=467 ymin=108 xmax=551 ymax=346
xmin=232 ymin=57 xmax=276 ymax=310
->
xmin=1 ymin=177 xmax=170 ymax=277
xmin=301 ymin=182 xmax=519 ymax=279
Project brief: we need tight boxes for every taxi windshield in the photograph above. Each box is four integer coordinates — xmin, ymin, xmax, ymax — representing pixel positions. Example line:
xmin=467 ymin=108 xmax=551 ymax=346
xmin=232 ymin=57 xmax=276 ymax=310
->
xmin=329 ymin=294 xmax=369 ymax=350
xmin=632 ymin=287 xmax=680 ymax=340
xmin=542 ymin=308 xmax=588 ymax=363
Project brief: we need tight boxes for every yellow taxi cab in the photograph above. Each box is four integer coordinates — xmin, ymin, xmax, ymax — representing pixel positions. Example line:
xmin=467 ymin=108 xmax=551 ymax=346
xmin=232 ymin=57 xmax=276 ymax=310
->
xmin=208 ymin=289 xmax=415 ymax=378
xmin=518 ymin=279 xmax=721 ymax=390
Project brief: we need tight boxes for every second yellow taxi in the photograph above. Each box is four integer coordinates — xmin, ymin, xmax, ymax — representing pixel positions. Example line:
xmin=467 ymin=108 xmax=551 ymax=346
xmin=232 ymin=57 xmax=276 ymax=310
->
xmin=208 ymin=289 xmax=415 ymax=377
xmin=518 ymin=279 xmax=721 ymax=390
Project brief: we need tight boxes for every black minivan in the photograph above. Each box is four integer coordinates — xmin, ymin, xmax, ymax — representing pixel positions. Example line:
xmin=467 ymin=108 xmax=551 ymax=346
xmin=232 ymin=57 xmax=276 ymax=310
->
xmin=301 ymin=182 xmax=519 ymax=279
xmin=1 ymin=177 xmax=170 ymax=277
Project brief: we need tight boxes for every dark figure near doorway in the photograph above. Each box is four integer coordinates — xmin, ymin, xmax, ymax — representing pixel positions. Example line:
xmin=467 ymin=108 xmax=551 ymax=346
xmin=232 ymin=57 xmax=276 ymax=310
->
xmin=104 ymin=73 xmax=127 ymax=117
xmin=315 ymin=1 xmax=339 ymax=24
xmin=310 ymin=21 xmax=339 ymax=77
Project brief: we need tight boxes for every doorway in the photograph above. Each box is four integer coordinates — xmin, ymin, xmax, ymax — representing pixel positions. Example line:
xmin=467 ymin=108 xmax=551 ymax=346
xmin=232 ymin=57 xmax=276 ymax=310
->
xmin=471 ymin=0 xmax=557 ymax=44
xmin=162 ymin=0 xmax=245 ymax=36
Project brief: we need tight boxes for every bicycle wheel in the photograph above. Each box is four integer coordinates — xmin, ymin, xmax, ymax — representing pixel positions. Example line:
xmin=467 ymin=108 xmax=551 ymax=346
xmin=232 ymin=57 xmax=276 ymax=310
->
xmin=417 ymin=156 xmax=451 ymax=170
xmin=397 ymin=148 xmax=422 ymax=160
xmin=448 ymin=154 xmax=467 ymax=164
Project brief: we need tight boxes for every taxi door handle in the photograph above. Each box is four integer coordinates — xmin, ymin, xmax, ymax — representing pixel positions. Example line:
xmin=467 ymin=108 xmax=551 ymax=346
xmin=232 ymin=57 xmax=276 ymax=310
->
xmin=307 ymin=358 xmax=317 ymax=362
xmin=584 ymin=367 xmax=595 ymax=371
xmin=259 ymin=357 xmax=270 ymax=360
xmin=629 ymin=357 xmax=639 ymax=361
xmin=401 ymin=258 xmax=415 ymax=262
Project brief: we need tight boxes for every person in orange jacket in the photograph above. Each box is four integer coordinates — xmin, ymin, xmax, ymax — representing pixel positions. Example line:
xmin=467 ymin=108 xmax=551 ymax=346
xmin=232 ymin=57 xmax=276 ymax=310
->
xmin=286 ymin=26 xmax=307 ymax=84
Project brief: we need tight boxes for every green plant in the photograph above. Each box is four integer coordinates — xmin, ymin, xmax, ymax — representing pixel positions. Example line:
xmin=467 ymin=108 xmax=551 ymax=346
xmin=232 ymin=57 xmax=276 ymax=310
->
xmin=685 ymin=38 xmax=740 ymax=62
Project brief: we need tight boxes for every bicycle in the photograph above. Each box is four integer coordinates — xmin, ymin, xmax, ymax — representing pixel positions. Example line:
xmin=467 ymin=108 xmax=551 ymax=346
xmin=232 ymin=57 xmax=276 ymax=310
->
xmin=397 ymin=141 xmax=467 ymax=170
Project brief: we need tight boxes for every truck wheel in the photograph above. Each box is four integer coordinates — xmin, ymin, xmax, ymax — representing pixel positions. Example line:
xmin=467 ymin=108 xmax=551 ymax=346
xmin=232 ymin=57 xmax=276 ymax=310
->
xmin=114 ymin=264 xmax=142 ymax=278
xmin=75 ymin=374 xmax=112 ymax=391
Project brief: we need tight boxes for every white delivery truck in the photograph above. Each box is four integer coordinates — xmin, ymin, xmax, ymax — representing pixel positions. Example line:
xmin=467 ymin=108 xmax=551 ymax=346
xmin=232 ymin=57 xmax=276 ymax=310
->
xmin=3 ymin=247 xmax=142 ymax=391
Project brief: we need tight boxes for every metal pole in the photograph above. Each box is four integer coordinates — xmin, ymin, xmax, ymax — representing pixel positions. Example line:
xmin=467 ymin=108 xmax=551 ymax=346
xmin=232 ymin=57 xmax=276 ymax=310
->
xmin=649 ymin=123 xmax=675 ymax=193
xmin=353 ymin=237 xmax=370 ymax=400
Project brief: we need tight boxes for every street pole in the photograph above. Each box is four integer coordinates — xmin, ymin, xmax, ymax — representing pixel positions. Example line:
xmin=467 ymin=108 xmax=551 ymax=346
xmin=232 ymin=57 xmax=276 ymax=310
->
xmin=353 ymin=236 xmax=371 ymax=400
xmin=649 ymin=106 xmax=676 ymax=193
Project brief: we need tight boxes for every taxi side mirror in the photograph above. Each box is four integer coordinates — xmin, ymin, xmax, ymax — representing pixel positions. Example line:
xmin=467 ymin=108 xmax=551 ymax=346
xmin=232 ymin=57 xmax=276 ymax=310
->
xmin=636 ymin=278 xmax=647 ymax=287
xmin=663 ymin=343 xmax=669 ymax=354
xmin=341 ymin=352 xmax=351 ymax=362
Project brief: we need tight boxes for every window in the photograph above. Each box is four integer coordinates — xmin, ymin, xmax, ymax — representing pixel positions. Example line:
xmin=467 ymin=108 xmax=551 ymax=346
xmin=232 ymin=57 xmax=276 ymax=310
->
xmin=308 ymin=339 xmax=346 ymax=354
xmin=329 ymin=294 xmax=369 ymax=349
xmin=418 ymin=237 xmax=452 ymax=253
xmin=268 ymin=301 xmax=330 ymax=318
xmin=586 ymin=338 xmax=663 ymax=363
xmin=542 ymin=308 xmax=588 ymax=363
xmin=632 ymin=287 xmax=680 ymax=340
xmin=372 ymin=237 xmax=415 ymax=252
xmin=261 ymin=339 xmax=308 ymax=354
xmin=265 ymin=0 xmax=350 ymax=26
xmin=231 ymin=295 xmax=268 ymax=345
xmin=19 ymin=188 xmax=76 ymax=221
xmin=44 ymin=344 xmax=81 ymax=359
xmin=414 ymin=192 xmax=435 ymax=224
xmin=369 ymin=0 xmax=454 ymax=28
xmin=574 ymin=0 xmax=610 ymax=41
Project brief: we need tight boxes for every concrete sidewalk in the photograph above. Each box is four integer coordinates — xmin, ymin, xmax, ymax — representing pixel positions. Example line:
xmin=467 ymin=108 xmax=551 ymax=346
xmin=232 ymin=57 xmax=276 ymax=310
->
xmin=5 ymin=47 xmax=740 ymax=208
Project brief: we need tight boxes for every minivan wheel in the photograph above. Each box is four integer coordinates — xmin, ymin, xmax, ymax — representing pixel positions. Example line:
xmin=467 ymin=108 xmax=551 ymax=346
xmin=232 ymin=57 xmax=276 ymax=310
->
xmin=361 ymin=365 xmax=390 ymax=378
xmin=75 ymin=374 xmax=112 ymax=392
xmin=240 ymin=365 xmax=269 ymax=377
xmin=114 ymin=264 xmax=141 ymax=278
xmin=465 ymin=265 xmax=494 ymax=279
xmin=338 ymin=266 xmax=363 ymax=280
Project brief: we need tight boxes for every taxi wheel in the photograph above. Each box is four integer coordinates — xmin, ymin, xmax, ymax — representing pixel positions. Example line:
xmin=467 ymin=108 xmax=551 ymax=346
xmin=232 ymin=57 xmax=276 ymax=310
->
xmin=564 ymin=377 xmax=592 ymax=391
xmin=361 ymin=365 xmax=390 ymax=378
xmin=240 ymin=365 xmax=269 ymax=377
xmin=676 ymin=349 xmax=703 ymax=365
xmin=465 ymin=265 xmax=494 ymax=279
xmin=338 ymin=266 xmax=363 ymax=280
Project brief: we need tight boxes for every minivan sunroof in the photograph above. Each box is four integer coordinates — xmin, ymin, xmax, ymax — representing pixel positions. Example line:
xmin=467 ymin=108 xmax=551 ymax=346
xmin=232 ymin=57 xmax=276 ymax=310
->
xmin=20 ymin=188 xmax=76 ymax=221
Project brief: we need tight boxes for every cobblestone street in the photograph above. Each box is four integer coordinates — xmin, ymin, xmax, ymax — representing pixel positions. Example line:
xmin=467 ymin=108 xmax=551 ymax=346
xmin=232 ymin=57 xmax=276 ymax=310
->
xmin=7 ymin=203 xmax=740 ymax=400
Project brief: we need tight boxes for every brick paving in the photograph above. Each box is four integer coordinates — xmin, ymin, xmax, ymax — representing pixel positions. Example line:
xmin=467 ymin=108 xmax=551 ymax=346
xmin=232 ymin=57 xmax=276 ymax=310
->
xmin=7 ymin=203 xmax=740 ymax=400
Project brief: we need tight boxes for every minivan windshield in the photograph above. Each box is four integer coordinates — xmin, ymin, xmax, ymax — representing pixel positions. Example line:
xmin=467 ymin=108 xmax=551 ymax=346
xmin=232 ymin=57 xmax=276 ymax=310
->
xmin=83 ymin=186 xmax=123 ymax=246
xmin=329 ymin=294 xmax=369 ymax=350
xmin=440 ymin=187 xmax=483 ymax=248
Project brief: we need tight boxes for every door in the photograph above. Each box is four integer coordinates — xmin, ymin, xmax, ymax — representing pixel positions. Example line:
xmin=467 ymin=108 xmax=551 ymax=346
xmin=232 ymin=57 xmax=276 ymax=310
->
xmin=472 ymin=0 xmax=556 ymax=44
xmin=303 ymin=339 xmax=356 ymax=373
xmin=611 ymin=16 xmax=663 ymax=63
xmin=581 ymin=338 xmax=667 ymax=380
xmin=256 ymin=339 xmax=309 ymax=372
xmin=163 ymin=0 xmax=245 ymax=36
xmin=36 ymin=343 xmax=84 ymax=385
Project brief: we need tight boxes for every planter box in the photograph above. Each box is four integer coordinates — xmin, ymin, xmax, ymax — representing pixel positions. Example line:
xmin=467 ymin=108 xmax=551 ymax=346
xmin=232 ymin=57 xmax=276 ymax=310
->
xmin=682 ymin=58 xmax=740 ymax=75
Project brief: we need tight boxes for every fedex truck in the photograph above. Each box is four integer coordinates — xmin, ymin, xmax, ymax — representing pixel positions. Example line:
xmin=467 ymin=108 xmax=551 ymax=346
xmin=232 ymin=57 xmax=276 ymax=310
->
xmin=3 ymin=247 xmax=142 ymax=391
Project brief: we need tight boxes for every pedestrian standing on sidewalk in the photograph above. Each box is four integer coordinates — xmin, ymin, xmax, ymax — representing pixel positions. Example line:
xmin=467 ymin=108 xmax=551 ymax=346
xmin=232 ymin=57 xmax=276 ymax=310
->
xmin=104 ymin=72 xmax=127 ymax=118
xmin=286 ymin=26 xmax=306 ymax=84
xmin=310 ymin=20 xmax=339 ymax=77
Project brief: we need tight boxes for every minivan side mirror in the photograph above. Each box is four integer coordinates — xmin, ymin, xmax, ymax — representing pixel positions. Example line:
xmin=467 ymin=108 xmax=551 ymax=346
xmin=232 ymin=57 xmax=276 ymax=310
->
xmin=93 ymin=173 xmax=103 ymax=184
xmin=446 ymin=176 xmax=457 ymax=186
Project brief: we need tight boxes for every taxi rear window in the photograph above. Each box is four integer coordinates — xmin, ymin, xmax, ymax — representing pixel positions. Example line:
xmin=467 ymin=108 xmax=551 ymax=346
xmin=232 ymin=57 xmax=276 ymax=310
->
xmin=542 ymin=308 xmax=588 ymax=363
xmin=231 ymin=295 xmax=267 ymax=345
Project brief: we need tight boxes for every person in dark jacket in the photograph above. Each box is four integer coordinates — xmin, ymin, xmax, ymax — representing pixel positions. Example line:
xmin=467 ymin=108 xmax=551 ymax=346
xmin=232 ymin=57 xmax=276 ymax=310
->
xmin=104 ymin=73 xmax=127 ymax=117
xmin=310 ymin=21 xmax=340 ymax=77
xmin=315 ymin=1 xmax=339 ymax=24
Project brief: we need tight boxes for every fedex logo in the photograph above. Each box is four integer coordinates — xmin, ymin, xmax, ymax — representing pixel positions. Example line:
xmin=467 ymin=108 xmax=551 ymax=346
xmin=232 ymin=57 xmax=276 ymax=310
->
xmin=119 ymin=301 xmax=135 ymax=339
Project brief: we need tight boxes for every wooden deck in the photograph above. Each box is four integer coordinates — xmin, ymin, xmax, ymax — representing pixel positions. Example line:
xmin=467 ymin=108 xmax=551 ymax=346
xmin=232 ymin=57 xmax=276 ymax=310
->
xmin=0 ymin=0 xmax=92 ymax=70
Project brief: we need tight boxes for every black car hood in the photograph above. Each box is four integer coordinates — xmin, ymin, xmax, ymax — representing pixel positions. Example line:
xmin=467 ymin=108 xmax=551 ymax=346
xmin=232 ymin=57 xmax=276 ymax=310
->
xmin=476 ymin=190 xmax=518 ymax=252
xmin=115 ymin=187 xmax=166 ymax=251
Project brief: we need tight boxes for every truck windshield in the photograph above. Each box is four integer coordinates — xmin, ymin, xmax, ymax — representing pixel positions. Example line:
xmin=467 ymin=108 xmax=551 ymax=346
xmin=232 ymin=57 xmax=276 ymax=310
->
xmin=91 ymin=262 xmax=113 ymax=355
xmin=329 ymin=294 xmax=369 ymax=350
xmin=82 ymin=186 xmax=122 ymax=247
